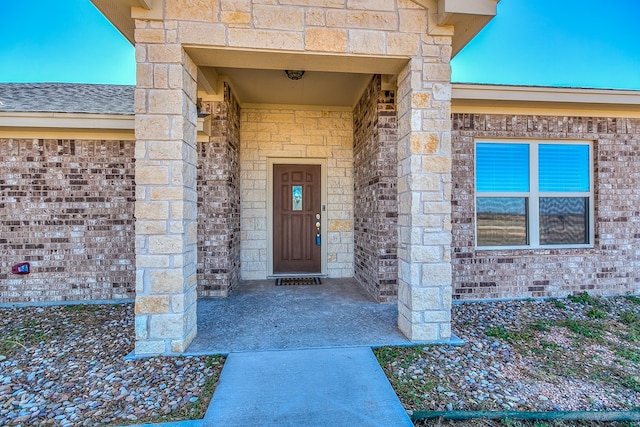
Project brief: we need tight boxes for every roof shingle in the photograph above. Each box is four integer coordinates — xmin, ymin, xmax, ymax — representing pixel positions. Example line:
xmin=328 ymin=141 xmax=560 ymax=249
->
xmin=0 ymin=83 xmax=134 ymax=115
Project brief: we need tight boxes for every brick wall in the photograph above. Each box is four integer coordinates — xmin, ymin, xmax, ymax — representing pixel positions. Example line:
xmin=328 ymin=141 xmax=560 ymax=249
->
xmin=452 ymin=113 xmax=640 ymax=300
xmin=353 ymin=75 xmax=398 ymax=302
xmin=240 ymin=106 xmax=354 ymax=279
xmin=0 ymin=138 xmax=136 ymax=303
xmin=197 ymin=83 xmax=241 ymax=297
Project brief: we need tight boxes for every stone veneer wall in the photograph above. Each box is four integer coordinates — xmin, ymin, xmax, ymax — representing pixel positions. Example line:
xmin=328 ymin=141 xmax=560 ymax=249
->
xmin=452 ymin=113 xmax=640 ymax=300
xmin=0 ymin=138 xmax=136 ymax=303
xmin=353 ymin=75 xmax=398 ymax=302
xmin=240 ymin=107 xmax=354 ymax=280
xmin=197 ymin=83 xmax=241 ymax=297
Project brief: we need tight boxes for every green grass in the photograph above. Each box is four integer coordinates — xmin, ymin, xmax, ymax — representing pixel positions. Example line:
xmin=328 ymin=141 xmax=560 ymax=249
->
xmin=485 ymin=325 xmax=510 ymax=340
xmin=476 ymin=297 xmax=635 ymax=393
xmin=0 ymin=316 xmax=61 ymax=357
xmin=586 ymin=308 xmax=607 ymax=319
xmin=64 ymin=304 xmax=102 ymax=313
xmin=529 ymin=320 xmax=551 ymax=332
xmin=567 ymin=292 xmax=605 ymax=308
xmin=620 ymin=375 xmax=640 ymax=392
xmin=485 ymin=326 xmax=533 ymax=343
xmin=559 ymin=319 xmax=605 ymax=340
xmin=382 ymin=295 xmax=640 ymax=413
xmin=374 ymin=346 xmax=438 ymax=407
xmin=620 ymin=310 xmax=639 ymax=326
xmin=618 ymin=310 xmax=640 ymax=342
xmin=375 ymin=345 xmax=423 ymax=368
xmin=174 ymin=356 xmax=224 ymax=418
xmin=0 ymin=337 xmax=25 ymax=356
xmin=616 ymin=346 xmax=640 ymax=363
xmin=530 ymin=342 xmax=560 ymax=356
xmin=624 ymin=295 xmax=640 ymax=304
xmin=539 ymin=340 xmax=560 ymax=350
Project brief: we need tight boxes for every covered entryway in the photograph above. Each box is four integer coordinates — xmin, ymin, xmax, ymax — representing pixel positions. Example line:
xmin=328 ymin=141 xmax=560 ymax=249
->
xmin=132 ymin=43 xmax=458 ymax=354
xmin=109 ymin=0 xmax=501 ymax=356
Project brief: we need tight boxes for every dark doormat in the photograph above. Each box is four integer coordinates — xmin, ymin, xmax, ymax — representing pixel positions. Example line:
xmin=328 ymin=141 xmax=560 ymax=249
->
xmin=275 ymin=277 xmax=322 ymax=286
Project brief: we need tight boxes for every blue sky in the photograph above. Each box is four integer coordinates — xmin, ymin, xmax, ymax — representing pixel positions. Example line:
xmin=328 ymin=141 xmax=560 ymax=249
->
xmin=451 ymin=0 xmax=640 ymax=90
xmin=1 ymin=0 xmax=639 ymax=89
xmin=0 ymin=0 xmax=134 ymax=84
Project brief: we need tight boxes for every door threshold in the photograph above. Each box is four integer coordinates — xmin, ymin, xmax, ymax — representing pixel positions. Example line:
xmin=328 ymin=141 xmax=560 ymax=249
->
xmin=268 ymin=274 xmax=327 ymax=279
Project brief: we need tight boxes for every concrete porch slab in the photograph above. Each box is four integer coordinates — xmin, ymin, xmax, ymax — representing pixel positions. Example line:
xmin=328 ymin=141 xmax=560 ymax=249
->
xmin=185 ymin=278 xmax=416 ymax=355
xmin=203 ymin=347 xmax=413 ymax=426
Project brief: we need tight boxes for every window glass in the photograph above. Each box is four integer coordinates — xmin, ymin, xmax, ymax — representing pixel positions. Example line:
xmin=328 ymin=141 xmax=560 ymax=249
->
xmin=477 ymin=197 xmax=528 ymax=246
xmin=476 ymin=143 xmax=530 ymax=192
xmin=539 ymin=197 xmax=588 ymax=245
xmin=476 ymin=141 xmax=592 ymax=248
xmin=539 ymin=144 xmax=589 ymax=192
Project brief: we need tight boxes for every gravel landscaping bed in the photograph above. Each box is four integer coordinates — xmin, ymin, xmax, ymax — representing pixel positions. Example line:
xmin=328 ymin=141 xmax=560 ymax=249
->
xmin=1 ymin=293 xmax=638 ymax=426
xmin=0 ymin=303 xmax=223 ymax=426
xmin=377 ymin=294 xmax=640 ymax=420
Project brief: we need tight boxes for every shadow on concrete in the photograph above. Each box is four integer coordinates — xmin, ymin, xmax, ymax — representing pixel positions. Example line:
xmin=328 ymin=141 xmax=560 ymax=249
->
xmin=185 ymin=278 xmax=412 ymax=355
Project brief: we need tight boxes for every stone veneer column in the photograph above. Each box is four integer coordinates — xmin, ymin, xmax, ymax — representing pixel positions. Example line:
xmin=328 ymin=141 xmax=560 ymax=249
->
xmin=396 ymin=38 xmax=454 ymax=341
xmin=133 ymin=21 xmax=199 ymax=355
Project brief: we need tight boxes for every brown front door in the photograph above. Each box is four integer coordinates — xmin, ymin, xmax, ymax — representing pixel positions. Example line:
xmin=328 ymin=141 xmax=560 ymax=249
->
xmin=273 ymin=164 xmax=321 ymax=274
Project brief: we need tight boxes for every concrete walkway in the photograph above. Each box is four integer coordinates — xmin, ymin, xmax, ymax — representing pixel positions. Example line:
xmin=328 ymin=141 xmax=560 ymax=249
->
xmin=203 ymin=347 xmax=413 ymax=426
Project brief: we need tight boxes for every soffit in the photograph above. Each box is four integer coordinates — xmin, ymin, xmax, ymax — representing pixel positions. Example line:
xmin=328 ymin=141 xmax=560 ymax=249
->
xmin=185 ymin=47 xmax=408 ymax=75
xmin=412 ymin=0 xmax=499 ymax=56
xmin=213 ymin=68 xmax=372 ymax=108
xmin=187 ymin=47 xmax=408 ymax=107
xmin=440 ymin=13 xmax=497 ymax=56
xmin=90 ymin=0 xmax=151 ymax=44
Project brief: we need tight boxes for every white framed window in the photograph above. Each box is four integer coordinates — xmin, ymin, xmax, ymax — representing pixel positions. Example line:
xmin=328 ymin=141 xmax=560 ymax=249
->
xmin=475 ymin=140 xmax=594 ymax=249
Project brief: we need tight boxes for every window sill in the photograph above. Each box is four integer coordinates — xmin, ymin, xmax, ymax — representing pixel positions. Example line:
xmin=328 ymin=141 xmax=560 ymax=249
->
xmin=475 ymin=244 xmax=594 ymax=251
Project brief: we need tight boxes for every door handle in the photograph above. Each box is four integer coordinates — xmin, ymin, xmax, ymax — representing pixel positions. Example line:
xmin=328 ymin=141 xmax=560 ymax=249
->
xmin=315 ymin=213 xmax=321 ymax=246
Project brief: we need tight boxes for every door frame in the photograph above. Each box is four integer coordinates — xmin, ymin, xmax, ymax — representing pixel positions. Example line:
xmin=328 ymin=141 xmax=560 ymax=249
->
xmin=267 ymin=157 xmax=328 ymax=277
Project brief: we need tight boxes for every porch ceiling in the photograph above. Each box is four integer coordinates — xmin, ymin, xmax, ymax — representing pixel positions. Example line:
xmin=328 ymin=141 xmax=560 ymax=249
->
xmin=212 ymin=67 xmax=373 ymax=107
xmin=186 ymin=47 xmax=408 ymax=107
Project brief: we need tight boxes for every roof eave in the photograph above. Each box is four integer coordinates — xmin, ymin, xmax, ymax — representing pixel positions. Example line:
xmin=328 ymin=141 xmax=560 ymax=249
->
xmin=436 ymin=0 xmax=500 ymax=57
xmin=453 ymin=83 xmax=640 ymax=105
xmin=452 ymin=83 xmax=640 ymax=118
xmin=0 ymin=111 xmax=210 ymax=140
xmin=89 ymin=0 xmax=154 ymax=44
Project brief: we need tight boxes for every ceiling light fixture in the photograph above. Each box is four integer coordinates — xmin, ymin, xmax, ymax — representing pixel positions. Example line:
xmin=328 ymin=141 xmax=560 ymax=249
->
xmin=285 ymin=70 xmax=305 ymax=80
